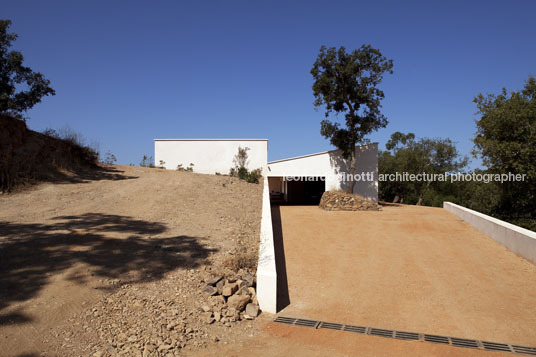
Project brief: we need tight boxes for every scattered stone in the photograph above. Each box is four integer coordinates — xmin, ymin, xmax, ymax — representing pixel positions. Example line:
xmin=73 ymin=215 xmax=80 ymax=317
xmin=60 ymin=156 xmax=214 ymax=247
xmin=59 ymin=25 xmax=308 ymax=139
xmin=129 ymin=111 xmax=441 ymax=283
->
xmin=236 ymin=285 xmax=249 ymax=296
xmin=227 ymin=294 xmax=250 ymax=312
xmin=157 ymin=343 xmax=172 ymax=351
xmin=211 ymin=294 xmax=225 ymax=306
xmin=225 ymin=308 xmax=237 ymax=317
xmin=215 ymin=279 xmax=225 ymax=294
xmin=222 ymin=283 xmax=238 ymax=297
xmin=243 ymin=273 xmax=255 ymax=287
xmin=203 ymin=285 xmax=218 ymax=296
xmin=206 ymin=275 xmax=224 ymax=286
xmin=245 ymin=303 xmax=259 ymax=318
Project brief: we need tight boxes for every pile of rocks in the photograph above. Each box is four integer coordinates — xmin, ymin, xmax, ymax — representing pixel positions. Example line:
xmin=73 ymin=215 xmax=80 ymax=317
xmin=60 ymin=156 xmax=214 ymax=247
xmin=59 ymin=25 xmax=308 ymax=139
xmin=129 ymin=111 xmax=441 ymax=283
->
xmin=201 ymin=272 xmax=260 ymax=324
xmin=319 ymin=190 xmax=380 ymax=211
xmin=49 ymin=268 xmax=262 ymax=357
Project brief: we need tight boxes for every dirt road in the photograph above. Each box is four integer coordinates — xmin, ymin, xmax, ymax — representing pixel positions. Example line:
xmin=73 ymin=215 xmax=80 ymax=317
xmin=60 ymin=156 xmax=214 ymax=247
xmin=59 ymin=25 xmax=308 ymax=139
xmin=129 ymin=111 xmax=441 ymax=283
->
xmin=0 ymin=165 xmax=262 ymax=356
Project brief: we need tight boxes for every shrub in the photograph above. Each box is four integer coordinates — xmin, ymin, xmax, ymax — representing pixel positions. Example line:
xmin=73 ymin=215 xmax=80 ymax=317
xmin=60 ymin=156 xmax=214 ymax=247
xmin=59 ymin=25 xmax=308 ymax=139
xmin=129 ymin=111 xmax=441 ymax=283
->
xmin=177 ymin=163 xmax=194 ymax=172
xmin=229 ymin=146 xmax=262 ymax=184
xmin=246 ymin=168 xmax=261 ymax=184
xmin=140 ymin=155 xmax=154 ymax=168
xmin=42 ymin=125 xmax=99 ymax=164
xmin=103 ymin=151 xmax=117 ymax=165
xmin=42 ymin=128 xmax=59 ymax=138
xmin=225 ymin=251 xmax=257 ymax=271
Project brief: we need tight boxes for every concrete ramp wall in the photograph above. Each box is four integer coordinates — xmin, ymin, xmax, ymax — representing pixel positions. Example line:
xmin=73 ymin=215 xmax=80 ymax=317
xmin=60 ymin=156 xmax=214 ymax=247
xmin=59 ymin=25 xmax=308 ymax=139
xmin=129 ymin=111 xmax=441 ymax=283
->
xmin=444 ymin=202 xmax=536 ymax=264
xmin=256 ymin=176 xmax=277 ymax=313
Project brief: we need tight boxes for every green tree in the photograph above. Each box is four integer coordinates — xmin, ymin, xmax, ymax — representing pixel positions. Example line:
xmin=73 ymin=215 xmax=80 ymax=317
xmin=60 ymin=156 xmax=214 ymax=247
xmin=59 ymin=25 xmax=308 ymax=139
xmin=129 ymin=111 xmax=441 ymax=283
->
xmin=379 ymin=132 xmax=467 ymax=205
xmin=473 ymin=76 xmax=536 ymax=220
xmin=0 ymin=20 xmax=55 ymax=118
xmin=311 ymin=45 xmax=393 ymax=193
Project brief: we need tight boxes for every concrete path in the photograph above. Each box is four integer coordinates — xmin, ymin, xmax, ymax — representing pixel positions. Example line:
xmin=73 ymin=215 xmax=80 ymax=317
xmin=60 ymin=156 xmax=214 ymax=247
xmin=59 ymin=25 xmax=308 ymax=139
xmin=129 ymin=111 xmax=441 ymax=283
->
xmin=274 ymin=204 xmax=536 ymax=347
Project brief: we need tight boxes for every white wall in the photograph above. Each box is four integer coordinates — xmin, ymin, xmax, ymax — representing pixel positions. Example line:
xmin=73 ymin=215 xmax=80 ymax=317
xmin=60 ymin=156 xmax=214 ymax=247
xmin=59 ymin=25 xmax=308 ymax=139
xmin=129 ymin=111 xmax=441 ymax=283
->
xmin=154 ymin=139 xmax=268 ymax=174
xmin=256 ymin=176 xmax=278 ymax=313
xmin=444 ymin=202 xmax=536 ymax=264
xmin=266 ymin=143 xmax=378 ymax=201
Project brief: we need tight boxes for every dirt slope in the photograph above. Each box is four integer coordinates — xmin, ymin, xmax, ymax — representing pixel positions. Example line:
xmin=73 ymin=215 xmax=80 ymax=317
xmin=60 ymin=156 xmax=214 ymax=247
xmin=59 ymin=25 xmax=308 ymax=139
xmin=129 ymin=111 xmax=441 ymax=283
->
xmin=0 ymin=115 xmax=100 ymax=193
xmin=0 ymin=165 xmax=262 ymax=356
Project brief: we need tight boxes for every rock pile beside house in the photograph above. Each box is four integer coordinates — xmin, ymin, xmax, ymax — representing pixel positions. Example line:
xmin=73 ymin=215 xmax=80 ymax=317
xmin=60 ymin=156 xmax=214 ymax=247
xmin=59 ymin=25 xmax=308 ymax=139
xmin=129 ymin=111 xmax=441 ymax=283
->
xmin=319 ymin=190 xmax=380 ymax=211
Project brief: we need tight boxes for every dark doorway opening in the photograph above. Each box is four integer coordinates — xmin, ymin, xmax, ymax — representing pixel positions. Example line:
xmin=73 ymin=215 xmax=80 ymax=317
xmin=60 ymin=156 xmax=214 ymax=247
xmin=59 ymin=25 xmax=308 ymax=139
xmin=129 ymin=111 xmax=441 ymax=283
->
xmin=286 ymin=177 xmax=325 ymax=205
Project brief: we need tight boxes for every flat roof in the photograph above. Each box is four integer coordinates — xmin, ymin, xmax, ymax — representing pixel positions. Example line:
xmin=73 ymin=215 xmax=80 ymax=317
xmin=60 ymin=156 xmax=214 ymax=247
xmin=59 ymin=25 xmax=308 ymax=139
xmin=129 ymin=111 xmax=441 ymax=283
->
xmin=154 ymin=138 xmax=268 ymax=141
xmin=268 ymin=142 xmax=378 ymax=164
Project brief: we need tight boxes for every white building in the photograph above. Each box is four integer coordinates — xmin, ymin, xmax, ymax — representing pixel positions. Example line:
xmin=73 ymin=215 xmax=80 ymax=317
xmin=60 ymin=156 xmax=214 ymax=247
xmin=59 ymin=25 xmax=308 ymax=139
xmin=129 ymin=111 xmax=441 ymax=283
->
xmin=154 ymin=139 xmax=268 ymax=175
xmin=154 ymin=139 xmax=378 ymax=202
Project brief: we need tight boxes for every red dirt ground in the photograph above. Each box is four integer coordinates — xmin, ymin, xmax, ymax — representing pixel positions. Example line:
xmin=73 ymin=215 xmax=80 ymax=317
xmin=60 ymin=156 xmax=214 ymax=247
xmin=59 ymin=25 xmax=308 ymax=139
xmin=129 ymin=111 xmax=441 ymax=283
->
xmin=196 ymin=204 xmax=536 ymax=356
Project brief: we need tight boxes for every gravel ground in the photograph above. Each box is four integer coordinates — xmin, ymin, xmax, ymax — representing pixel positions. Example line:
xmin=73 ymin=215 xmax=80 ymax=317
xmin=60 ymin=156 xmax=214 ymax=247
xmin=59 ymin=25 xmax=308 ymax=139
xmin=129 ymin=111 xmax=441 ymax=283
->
xmin=0 ymin=165 xmax=263 ymax=356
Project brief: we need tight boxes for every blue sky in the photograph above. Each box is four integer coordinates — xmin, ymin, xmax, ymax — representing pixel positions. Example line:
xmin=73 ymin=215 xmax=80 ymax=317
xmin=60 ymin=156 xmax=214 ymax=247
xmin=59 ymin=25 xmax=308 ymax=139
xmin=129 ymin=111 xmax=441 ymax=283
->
xmin=3 ymin=0 xmax=535 ymax=167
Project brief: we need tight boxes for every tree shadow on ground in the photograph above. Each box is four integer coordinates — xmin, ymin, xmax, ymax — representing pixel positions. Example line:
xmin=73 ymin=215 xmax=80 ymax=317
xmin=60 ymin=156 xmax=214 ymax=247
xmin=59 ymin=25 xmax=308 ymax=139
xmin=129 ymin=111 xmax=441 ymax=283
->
xmin=46 ymin=165 xmax=139 ymax=185
xmin=271 ymin=205 xmax=290 ymax=312
xmin=4 ymin=165 xmax=139 ymax=193
xmin=0 ymin=213 xmax=217 ymax=325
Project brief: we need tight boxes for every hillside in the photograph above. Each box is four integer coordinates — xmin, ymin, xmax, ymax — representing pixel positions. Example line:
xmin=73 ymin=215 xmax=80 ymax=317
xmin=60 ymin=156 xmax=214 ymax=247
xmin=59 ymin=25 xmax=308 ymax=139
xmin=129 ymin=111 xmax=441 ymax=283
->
xmin=0 ymin=165 xmax=263 ymax=356
xmin=0 ymin=114 xmax=99 ymax=192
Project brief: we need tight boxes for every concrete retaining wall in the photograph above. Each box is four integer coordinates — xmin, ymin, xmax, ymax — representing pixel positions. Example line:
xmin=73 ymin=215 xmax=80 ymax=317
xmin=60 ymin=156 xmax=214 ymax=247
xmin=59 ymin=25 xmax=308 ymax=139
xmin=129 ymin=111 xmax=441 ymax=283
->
xmin=256 ymin=176 xmax=277 ymax=313
xmin=444 ymin=202 xmax=536 ymax=264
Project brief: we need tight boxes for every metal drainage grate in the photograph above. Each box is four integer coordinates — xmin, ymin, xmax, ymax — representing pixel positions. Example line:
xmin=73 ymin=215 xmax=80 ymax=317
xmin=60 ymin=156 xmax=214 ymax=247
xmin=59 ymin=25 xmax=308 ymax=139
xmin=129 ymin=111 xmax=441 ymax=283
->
xmin=273 ymin=316 xmax=296 ymax=325
xmin=450 ymin=337 xmax=479 ymax=349
xmin=424 ymin=334 xmax=450 ymax=344
xmin=482 ymin=341 xmax=513 ymax=352
xmin=343 ymin=325 xmax=367 ymax=334
xmin=273 ymin=316 xmax=536 ymax=355
xmin=394 ymin=331 xmax=420 ymax=341
xmin=294 ymin=318 xmax=320 ymax=328
xmin=370 ymin=328 xmax=394 ymax=338
xmin=512 ymin=345 xmax=536 ymax=356
xmin=319 ymin=322 xmax=343 ymax=331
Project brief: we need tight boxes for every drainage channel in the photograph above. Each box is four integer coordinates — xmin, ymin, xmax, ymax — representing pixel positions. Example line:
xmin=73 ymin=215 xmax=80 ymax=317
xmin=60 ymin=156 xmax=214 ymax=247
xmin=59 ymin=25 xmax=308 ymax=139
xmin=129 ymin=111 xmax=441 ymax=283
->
xmin=273 ymin=317 xmax=536 ymax=356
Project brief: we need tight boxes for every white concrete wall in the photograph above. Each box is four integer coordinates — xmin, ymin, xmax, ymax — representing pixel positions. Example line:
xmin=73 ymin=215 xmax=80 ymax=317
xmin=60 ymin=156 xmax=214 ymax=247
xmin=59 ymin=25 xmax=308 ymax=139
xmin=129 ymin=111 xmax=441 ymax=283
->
xmin=444 ymin=202 xmax=536 ymax=264
xmin=154 ymin=139 xmax=268 ymax=174
xmin=256 ymin=176 xmax=277 ymax=313
xmin=266 ymin=143 xmax=378 ymax=201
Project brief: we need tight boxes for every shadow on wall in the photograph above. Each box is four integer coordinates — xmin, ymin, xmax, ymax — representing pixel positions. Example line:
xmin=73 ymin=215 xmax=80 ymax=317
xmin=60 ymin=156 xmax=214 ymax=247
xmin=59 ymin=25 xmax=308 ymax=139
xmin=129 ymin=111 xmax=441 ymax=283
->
xmin=0 ymin=213 xmax=217 ymax=326
xmin=271 ymin=205 xmax=290 ymax=312
xmin=328 ymin=147 xmax=377 ymax=200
